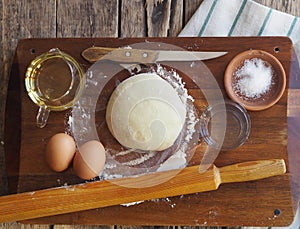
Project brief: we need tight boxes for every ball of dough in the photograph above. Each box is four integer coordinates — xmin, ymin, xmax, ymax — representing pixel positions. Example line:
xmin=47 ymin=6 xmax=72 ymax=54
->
xmin=106 ymin=73 xmax=186 ymax=151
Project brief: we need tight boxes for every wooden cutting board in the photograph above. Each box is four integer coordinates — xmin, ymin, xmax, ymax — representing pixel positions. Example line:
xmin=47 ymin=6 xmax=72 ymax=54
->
xmin=4 ymin=37 xmax=295 ymax=226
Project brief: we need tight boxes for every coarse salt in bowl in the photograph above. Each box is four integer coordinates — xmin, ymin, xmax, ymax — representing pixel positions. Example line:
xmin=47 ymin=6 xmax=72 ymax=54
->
xmin=224 ymin=50 xmax=286 ymax=111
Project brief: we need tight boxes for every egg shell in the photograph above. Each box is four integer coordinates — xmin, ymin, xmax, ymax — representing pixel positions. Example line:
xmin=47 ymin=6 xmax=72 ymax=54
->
xmin=45 ymin=133 xmax=76 ymax=172
xmin=73 ymin=140 xmax=106 ymax=180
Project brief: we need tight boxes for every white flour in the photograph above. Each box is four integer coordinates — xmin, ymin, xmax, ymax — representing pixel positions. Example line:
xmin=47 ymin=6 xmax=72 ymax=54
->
xmin=68 ymin=64 xmax=199 ymax=182
xmin=100 ymin=64 xmax=198 ymax=180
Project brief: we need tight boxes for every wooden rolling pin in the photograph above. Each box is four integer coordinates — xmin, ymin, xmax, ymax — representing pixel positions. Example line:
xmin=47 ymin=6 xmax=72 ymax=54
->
xmin=0 ymin=159 xmax=286 ymax=222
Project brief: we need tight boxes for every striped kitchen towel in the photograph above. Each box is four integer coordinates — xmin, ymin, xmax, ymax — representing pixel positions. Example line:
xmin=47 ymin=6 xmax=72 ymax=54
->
xmin=179 ymin=1 xmax=300 ymax=228
xmin=179 ymin=0 xmax=300 ymax=65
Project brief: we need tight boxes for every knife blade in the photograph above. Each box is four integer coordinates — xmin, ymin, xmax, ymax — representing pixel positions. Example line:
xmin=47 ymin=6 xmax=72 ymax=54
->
xmin=81 ymin=46 xmax=227 ymax=63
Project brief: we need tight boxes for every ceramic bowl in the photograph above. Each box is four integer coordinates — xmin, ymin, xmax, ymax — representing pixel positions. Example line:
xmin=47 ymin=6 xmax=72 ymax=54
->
xmin=224 ymin=50 xmax=286 ymax=111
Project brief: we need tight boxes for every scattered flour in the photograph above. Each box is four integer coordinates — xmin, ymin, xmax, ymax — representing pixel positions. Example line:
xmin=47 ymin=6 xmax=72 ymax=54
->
xmin=69 ymin=64 xmax=199 ymax=187
xmin=100 ymin=64 xmax=198 ymax=180
xmin=122 ymin=152 xmax=156 ymax=166
xmin=121 ymin=201 xmax=144 ymax=207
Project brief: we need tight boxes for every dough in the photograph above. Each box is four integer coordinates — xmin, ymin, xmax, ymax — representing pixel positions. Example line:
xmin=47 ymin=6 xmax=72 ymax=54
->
xmin=106 ymin=73 xmax=186 ymax=151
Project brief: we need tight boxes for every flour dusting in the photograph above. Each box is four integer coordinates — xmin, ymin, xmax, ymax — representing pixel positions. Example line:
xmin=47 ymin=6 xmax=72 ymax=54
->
xmin=68 ymin=63 xmax=199 ymax=182
xmin=100 ymin=64 xmax=199 ymax=179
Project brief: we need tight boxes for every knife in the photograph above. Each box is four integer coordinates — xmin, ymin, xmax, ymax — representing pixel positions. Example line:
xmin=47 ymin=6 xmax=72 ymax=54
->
xmin=0 ymin=159 xmax=286 ymax=222
xmin=81 ymin=46 xmax=227 ymax=63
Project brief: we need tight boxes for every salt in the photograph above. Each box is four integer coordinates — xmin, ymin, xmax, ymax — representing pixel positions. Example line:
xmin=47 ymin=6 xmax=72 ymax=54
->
xmin=234 ymin=58 xmax=273 ymax=98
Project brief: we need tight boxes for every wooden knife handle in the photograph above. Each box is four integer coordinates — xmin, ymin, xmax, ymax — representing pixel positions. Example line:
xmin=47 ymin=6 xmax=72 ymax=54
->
xmin=82 ymin=46 xmax=158 ymax=63
xmin=0 ymin=159 xmax=286 ymax=222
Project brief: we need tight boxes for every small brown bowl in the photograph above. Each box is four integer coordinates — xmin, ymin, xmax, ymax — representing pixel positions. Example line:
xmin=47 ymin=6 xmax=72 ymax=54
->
xmin=224 ymin=50 xmax=286 ymax=111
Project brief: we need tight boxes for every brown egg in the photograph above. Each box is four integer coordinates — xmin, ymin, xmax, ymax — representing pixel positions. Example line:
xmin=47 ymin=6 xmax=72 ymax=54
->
xmin=45 ymin=133 xmax=76 ymax=172
xmin=73 ymin=140 xmax=106 ymax=180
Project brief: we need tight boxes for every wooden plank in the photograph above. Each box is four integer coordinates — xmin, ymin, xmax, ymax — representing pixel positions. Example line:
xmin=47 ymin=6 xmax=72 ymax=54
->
xmin=0 ymin=0 xmax=8 ymax=198
xmin=0 ymin=223 xmax=50 ymax=229
xmin=0 ymin=0 xmax=56 ymax=196
xmin=120 ymin=0 xmax=146 ymax=37
xmin=145 ymin=0 xmax=184 ymax=37
xmin=2 ymin=0 xmax=56 ymax=194
xmin=54 ymin=225 xmax=113 ymax=229
xmin=0 ymin=0 xmax=299 ymax=228
xmin=0 ymin=160 xmax=287 ymax=222
xmin=146 ymin=0 xmax=171 ymax=36
xmin=5 ymin=36 xmax=293 ymax=226
xmin=19 ymin=225 xmax=50 ymax=229
xmin=0 ymin=1 xmax=55 ymax=229
xmin=56 ymin=0 xmax=119 ymax=37
xmin=0 ymin=222 xmax=51 ymax=228
xmin=169 ymin=0 xmax=184 ymax=36
xmin=184 ymin=0 xmax=203 ymax=24
xmin=254 ymin=0 xmax=300 ymax=16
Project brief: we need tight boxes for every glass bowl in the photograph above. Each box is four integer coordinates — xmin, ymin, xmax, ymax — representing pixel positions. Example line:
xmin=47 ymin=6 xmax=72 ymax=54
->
xmin=199 ymin=100 xmax=251 ymax=151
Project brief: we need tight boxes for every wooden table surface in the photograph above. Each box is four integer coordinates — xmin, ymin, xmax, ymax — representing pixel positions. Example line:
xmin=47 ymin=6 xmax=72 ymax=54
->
xmin=1 ymin=0 xmax=300 ymax=229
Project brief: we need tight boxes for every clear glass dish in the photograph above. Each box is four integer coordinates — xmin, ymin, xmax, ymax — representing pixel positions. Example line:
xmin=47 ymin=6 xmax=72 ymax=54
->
xmin=199 ymin=100 xmax=251 ymax=151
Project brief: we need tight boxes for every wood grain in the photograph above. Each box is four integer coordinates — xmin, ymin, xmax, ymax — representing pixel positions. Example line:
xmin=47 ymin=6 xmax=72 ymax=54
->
xmin=0 ymin=223 xmax=50 ymax=229
xmin=146 ymin=0 xmax=185 ymax=36
xmin=0 ymin=0 xmax=56 ymax=198
xmin=0 ymin=0 xmax=7 ymax=197
xmin=184 ymin=0 xmax=203 ymax=24
xmin=120 ymin=0 xmax=146 ymax=37
xmin=4 ymin=36 xmax=294 ymax=227
xmin=169 ymin=0 xmax=184 ymax=36
xmin=53 ymin=226 xmax=112 ymax=229
xmin=56 ymin=0 xmax=119 ymax=38
xmin=146 ymin=0 xmax=171 ymax=36
xmin=255 ymin=0 xmax=300 ymax=15
xmin=81 ymin=46 xmax=160 ymax=63
xmin=0 ymin=0 xmax=300 ymax=229
xmin=0 ymin=159 xmax=286 ymax=223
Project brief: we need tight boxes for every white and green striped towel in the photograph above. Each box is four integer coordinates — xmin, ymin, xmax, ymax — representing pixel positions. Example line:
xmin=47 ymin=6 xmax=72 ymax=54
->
xmin=179 ymin=1 xmax=300 ymax=228
xmin=179 ymin=0 xmax=300 ymax=66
